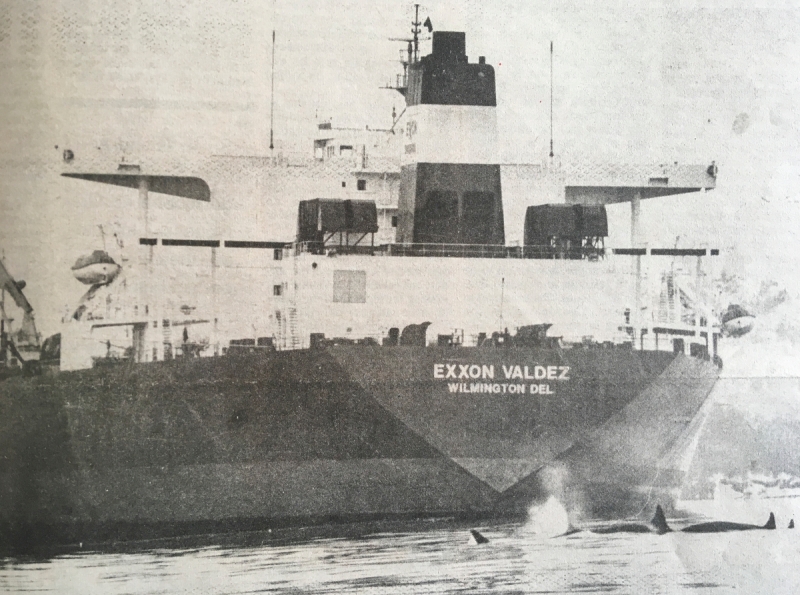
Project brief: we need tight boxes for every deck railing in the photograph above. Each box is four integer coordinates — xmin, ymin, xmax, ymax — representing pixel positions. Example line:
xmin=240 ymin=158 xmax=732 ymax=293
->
xmin=294 ymin=241 xmax=606 ymax=260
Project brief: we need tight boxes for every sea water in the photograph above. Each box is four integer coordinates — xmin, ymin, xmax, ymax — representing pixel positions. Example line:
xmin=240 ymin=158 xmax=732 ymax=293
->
xmin=2 ymin=519 xmax=800 ymax=595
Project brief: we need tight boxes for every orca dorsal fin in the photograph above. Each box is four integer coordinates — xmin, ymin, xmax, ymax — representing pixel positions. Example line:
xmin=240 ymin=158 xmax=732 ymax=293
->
xmin=470 ymin=529 xmax=490 ymax=544
xmin=789 ymin=519 xmax=795 ymax=529
xmin=764 ymin=512 xmax=776 ymax=530
xmin=651 ymin=505 xmax=672 ymax=534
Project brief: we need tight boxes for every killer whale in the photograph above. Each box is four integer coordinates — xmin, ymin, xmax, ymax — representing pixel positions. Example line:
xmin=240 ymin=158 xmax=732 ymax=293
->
xmin=469 ymin=529 xmax=490 ymax=544
xmin=591 ymin=505 xmax=671 ymax=535
xmin=680 ymin=512 xmax=775 ymax=533
xmin=589 ymin=506 xmax=775 ymax=535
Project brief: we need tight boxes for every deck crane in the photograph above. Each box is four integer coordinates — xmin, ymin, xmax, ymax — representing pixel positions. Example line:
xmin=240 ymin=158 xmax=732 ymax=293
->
xmin=0 ymin=258 xmax=41 ymax=372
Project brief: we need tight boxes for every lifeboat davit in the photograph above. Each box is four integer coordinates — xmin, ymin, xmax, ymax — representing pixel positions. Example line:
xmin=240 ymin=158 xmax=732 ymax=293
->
xmin=71 ymin=251 xmax=121 ymax=285
xmin=721 ymin=304 xmax=755 ymax=337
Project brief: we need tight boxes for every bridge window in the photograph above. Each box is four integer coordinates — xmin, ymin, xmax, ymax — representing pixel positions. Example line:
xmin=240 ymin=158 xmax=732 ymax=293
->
xmin=273 ymin=284 xmax=283 ymax=296
xmin=357 ymin=179 xmax=367 ymax=191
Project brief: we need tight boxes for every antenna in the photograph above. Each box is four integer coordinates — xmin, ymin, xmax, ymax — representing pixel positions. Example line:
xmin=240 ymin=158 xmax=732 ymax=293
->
xmin=549 ymin=41 xmax=554 ymax=158
xmin=412 ymin=4 xmax=421 ymax=63
xmin=384 ymin=6 xmax=430 ymax=95
xmin=499 ymin=277 xmax=505 ymax=327
xmin=269 ymin=29 xmax=276 ymax=151
xmin=98 ymin=224 xmax=107 ymax=251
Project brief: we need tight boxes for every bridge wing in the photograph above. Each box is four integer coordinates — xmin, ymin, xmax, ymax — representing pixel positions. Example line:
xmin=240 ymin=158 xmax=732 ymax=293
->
xmin=564 ymin=162 xmax=717 ymax=204
xmin=62 ymin=174 xmax=211 ymax=202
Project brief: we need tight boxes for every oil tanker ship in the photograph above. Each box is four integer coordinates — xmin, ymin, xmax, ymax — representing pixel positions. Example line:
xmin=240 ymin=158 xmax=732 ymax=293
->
xmin=0 ymin=15 xmax=721 ymax=553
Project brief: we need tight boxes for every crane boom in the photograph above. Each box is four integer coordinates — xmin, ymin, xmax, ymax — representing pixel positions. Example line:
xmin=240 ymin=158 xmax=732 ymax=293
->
xmin=0 ymin=259 xmax=33 ymax=314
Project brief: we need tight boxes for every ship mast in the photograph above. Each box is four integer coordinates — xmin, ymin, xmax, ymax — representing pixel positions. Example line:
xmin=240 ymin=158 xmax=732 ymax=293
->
xmin=411 ymin=3 xmax=421 ymax=64
xmin=385 ymin=4 xmax=428 ymax=96
xmin=549 ymin=41 xmax=554 ymax=158
xmin=269 ymin=29 xmax=276 ymax=151
xmin=269 ymin=0 xmax=277 ymax=151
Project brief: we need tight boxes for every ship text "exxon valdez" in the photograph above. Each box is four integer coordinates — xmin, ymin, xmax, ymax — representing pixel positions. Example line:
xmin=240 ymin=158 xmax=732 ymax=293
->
xmin=433 ymin=364 xmax=570 ymax=380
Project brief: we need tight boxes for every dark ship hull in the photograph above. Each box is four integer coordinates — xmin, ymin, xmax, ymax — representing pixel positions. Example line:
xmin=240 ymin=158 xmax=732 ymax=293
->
xmin=0 ymin=345 xmax=718 ymax=553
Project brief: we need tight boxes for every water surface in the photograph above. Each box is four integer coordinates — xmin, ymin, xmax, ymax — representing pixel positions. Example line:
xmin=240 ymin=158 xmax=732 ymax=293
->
xmin=2 ymin=521 xmax=798 ymax=594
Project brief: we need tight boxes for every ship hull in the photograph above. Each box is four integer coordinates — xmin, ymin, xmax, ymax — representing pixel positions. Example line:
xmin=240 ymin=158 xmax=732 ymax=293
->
xmin=0 ymin=345 xmax=718 ymax=553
